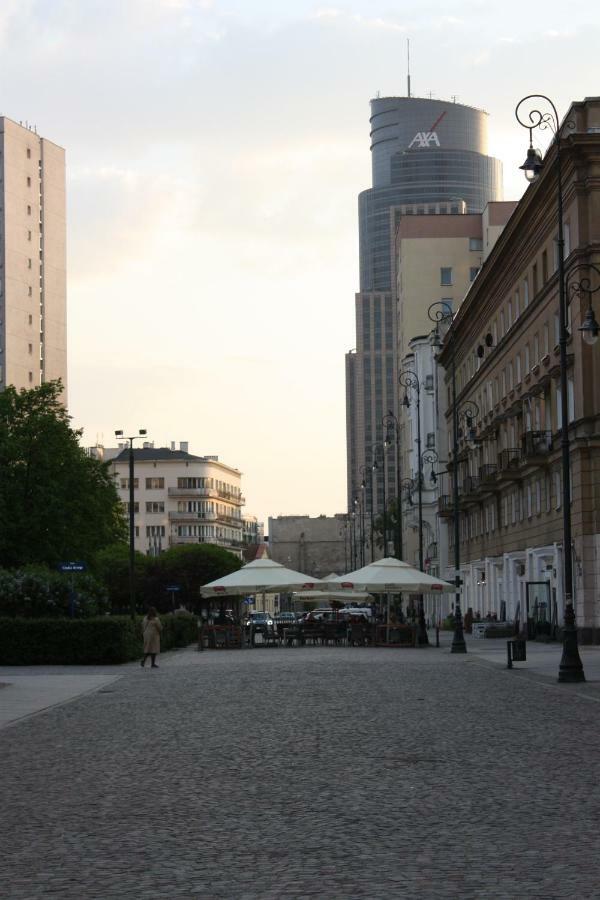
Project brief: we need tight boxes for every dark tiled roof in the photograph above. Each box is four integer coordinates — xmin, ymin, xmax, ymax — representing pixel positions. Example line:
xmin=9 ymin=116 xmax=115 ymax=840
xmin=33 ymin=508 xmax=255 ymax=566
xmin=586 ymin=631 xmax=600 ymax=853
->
xmin=112 ymin=448 xmax=205 ymax=463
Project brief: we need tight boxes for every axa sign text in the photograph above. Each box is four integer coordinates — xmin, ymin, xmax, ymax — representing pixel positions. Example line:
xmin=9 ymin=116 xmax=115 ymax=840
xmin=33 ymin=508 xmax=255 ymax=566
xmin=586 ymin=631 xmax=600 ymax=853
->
xmin=408 ymin=131 xmax=441 ymax=149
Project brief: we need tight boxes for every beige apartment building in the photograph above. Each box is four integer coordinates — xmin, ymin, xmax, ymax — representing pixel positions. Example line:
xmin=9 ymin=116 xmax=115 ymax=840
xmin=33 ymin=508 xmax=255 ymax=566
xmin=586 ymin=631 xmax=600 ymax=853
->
xmin=394 ymin=203 xmax=516 ymax=579
xmin=92 ymin=442 xmax=245 ymax=558
xmin=0 ymin=117 xmax=66 ymax=394
xmin=436 ymin=96 xmax=600 ymax=640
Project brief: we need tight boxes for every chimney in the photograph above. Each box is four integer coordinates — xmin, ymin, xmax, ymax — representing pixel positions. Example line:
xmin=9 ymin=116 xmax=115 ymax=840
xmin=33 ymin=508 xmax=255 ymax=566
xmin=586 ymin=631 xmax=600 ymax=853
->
xmin=179 ymin=441 xmax=189 ymax=453
xmin=171 ymin=441 xmax=176 ymax=451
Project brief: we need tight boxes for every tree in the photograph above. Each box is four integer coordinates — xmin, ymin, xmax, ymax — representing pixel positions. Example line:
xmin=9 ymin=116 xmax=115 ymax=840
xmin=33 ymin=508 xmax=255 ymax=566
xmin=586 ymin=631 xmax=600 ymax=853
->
xmin=147 ymin=544 xmax=242 ymax=612
xmin=0 ymin=381 xmax=126 ymax=568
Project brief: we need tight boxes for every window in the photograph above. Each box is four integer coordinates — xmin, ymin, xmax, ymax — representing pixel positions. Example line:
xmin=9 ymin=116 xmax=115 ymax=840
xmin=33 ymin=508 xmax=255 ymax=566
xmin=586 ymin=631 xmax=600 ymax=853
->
xmin=515 ymin=353 xmax=521 ymax=383
xmin=146 ymin=501 xmax=165 ymax=513
xmin=523 ymin=278 xmax=529 ymax=308
xmin=27 ymin=258 xmax=32 ymax=269
xmin=425 ymin=374 xmax=434 ymax=391
xmin=469 ymin=237 xmax=483 ymax=251
xmin=524 ymin=343 xmax=530 ymax=371
xmin=26 ymin=176 xmax=31 ymax=187
xmin=440 ymin=267 xmax=453 ymax=286
xmin=533 ymin=334 xmax=539 ymax=364
xmin=563 ymin=222 xmax=571 ymax=258
xmin=514 ymin=291 xmax=520 ymax=320
xmin=120 ymin=478 xmax=139 ymax=489
xmin=544 ymin=322 xmax=550 ymax=355
xmin=123 ymin=501 xmax=139 ymax=514
xmin=554 ymin=313 xmax=560 ymax=346
xmin=532 ymin=263 xmax=538 ymax=296
xmin=500 ymin=310 xmax=505 ymax=337
xmin=28 ymin=314 xmax=33 ymax=325
xmin=536 ymin=480 xmax=541 ymax=515
xmin=469 ymin=266 xmax=480 ymax=282
xmin=527 ymin=484 xmax=532 ymax=518
xmin=28 ymin=343 xmax=32 ymax=355
xmin=28 ymin=371 xmax=33 ymax=383
xmin=426 ymin=432 xmax=435 ymax=448
xmin=27 ymin=230 xmax=32 ymax=242
xmin=554 ymin=471 xmax=561 ymax=509
xmin=27 ymin=205 xmax=31 ymax=216
xmin=542 ymin=250 xmax=548 ymax=283
xmin=145 ymin=477 xmax=164 ymax=490
xmin=26 ymin=148 xmax=31 ymax=158
xmin=508 ymin=300 xmax=512 ymax=329
xmin=28 ymin=286 xmax=32 ymax=296
xmin=146 ymin=525 xmax=166 ymax=537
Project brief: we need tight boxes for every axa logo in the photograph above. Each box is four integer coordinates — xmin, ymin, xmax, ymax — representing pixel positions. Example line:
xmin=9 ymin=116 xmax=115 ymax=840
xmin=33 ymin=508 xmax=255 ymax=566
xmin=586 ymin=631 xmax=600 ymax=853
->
xmin=408 ymin=131 xmax=441 ymax=149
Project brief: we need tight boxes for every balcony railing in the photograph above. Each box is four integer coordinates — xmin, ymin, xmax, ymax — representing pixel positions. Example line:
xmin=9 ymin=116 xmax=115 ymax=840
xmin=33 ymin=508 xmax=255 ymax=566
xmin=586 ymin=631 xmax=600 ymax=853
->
xmin=462 ymin=475 xmax=480 ymax=494
xmin=478 ymin=464 xmax=498 ymax=484
xmin=498 ymin=448 xmax=522 ymax=471
xmin=438 ymin=495 xmax=454 ymax=516
xmin=168 ymin=487 xmax=218 ymax=498
xmin=521 ymin=430 xmax=553 ymax=457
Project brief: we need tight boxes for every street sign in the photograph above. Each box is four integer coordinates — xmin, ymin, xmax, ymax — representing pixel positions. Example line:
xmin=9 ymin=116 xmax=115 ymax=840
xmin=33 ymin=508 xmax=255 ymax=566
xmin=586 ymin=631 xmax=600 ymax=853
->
xmin=242 ymin=597 xmax=255 ymax=605
xmin=58 ymin=562 xmax=86 ymax=573
xmin=166 ymin=585 xmax=180 ymax=592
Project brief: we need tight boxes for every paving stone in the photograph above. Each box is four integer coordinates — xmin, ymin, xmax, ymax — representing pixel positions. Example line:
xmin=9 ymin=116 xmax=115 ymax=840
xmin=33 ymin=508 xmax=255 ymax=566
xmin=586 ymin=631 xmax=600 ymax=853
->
xmin=1 ymin=646 xmax=600 ymax=897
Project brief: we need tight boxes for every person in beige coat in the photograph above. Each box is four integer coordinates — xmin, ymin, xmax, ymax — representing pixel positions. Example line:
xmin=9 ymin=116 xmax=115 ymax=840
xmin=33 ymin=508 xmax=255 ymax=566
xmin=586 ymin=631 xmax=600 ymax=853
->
xmin=141 ymin=607 xmax=163 ymax=668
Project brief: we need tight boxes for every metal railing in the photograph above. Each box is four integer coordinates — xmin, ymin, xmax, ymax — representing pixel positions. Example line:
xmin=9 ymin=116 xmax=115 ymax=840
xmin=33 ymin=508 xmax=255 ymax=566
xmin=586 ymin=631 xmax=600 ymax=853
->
xmin=498 ymin=448 xmax=522 ymax=471
xmin=479 ymin=464 xmax=498 ymax=484
xmin=521 ymin=430 xmax=553 ymax=457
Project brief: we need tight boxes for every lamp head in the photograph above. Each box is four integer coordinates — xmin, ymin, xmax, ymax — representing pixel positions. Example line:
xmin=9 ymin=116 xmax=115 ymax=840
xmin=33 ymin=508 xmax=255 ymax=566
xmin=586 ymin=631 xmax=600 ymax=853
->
xmin=520 ymin=146 xmax=543 ymax=183
xmin=402 ymin=393 xmax=410 ymax=408
xmin=579 ymin=305 xmax=600 ymax=346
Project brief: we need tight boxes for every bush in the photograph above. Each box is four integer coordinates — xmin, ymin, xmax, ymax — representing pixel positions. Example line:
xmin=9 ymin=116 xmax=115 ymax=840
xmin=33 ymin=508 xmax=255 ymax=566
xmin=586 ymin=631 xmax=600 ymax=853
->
xmin=0 ymin=613 xmax=198 ymax=665
xmin=0 ymin=566 xmax=109 ymax=618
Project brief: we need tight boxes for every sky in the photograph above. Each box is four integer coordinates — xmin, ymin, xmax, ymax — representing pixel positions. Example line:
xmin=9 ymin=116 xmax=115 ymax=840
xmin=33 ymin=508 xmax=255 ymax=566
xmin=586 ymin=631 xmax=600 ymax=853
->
xmin=1 ymin=0 xmax=599 ymax=527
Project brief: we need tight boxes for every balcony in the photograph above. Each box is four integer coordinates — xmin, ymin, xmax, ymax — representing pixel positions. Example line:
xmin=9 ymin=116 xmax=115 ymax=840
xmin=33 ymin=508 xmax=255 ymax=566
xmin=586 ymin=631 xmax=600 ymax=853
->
xmin=478 ymin=464 xmax=498 ymax=491
xmin=438 ymin=495 xmax=454 ymax=518
xmin=521 ymin=430 xmax=552 ymax=460
xmin=497 ymin=448 xmax=522 ymax=481
xmin=461 ymin=475 xmax=480 ymax=505
xmin=168 ymin=487 xmax=218 ymax=499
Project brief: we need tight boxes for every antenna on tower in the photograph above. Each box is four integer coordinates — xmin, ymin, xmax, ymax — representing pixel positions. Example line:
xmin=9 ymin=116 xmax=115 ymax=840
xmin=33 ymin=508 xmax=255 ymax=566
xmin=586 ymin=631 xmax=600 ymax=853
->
xmin=407 ymin=38 xmax=411 ymax=98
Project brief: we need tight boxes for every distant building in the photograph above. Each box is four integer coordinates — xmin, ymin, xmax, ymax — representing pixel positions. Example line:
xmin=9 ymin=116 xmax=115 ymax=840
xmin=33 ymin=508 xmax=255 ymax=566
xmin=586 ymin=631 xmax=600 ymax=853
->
xmin=0 ymin=117 xmax=66 ymax=395
xmin=92 ymin=442 xmax=245 ymax=558
xmin=346 ymin=95 xmax=504 ymax=517
xmin=268 ymin=514 xmax=348 ymax=579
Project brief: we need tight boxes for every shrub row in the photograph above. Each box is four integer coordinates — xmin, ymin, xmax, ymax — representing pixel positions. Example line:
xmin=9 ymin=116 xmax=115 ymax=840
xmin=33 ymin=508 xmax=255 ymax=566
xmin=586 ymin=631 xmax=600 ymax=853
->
xmin=0 ymin=613 xmax=198 ymax=665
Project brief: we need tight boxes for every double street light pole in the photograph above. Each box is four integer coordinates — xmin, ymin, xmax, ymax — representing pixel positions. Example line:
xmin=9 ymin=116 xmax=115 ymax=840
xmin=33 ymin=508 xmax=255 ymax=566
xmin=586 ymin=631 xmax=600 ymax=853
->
xmin=114 ymin=428 xmax=147 ymax=620
xmin=398 ymin=369 xmax=429 ymax=645
xmin=383 ymin=411 xmax=403 ymax=561
xmin=515 ymin=93 xmax=592 ymax=682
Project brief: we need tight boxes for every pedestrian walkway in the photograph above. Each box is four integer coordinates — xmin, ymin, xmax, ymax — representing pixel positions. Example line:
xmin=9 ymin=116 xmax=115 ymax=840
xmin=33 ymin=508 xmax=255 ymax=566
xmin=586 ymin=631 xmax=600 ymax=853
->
xmin=2 ymin=644 xmax=600 ymax=898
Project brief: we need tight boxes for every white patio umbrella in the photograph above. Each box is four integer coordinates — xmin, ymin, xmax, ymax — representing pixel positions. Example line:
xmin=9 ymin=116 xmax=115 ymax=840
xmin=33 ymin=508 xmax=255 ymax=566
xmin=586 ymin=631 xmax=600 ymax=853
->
xmin=327 ymin=557 xmax=455 ymax=594
xmin=291 ymin=573 xmax=372 ymax=604
xmin=201 ymin=558 xmax=325 ymax=597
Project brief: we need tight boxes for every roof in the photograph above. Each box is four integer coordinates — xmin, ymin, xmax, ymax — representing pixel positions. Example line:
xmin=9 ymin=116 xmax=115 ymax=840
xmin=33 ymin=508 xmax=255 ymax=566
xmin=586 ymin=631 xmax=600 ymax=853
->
xmin=112 ymin=448 xmax=205 ymax=463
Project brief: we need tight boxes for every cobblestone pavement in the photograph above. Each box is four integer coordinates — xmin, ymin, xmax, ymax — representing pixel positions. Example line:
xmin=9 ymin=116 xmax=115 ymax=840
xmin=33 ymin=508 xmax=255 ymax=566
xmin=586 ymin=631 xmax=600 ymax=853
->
xmin=2 ymin=645 xmax=600 ymax=899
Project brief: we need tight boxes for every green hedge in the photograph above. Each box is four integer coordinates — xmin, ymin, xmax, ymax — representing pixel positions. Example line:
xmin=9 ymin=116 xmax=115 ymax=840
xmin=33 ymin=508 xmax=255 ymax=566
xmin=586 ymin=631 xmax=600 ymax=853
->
xmin=0 ymin=613 xmax=198 ymax=665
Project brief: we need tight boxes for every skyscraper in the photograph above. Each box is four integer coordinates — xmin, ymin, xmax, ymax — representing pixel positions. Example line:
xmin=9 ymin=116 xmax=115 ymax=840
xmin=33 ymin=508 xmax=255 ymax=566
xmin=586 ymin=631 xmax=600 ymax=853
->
xmin=346 ymin=96 xmax=503 ymax=524
xmin=0 ymin=117 xmax=66 ymax=395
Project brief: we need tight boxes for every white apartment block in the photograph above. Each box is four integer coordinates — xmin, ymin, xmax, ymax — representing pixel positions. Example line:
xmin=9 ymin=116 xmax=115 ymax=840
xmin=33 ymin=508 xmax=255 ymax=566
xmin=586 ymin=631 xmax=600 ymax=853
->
xmin=0 ymin=117 xmax=67 ymax=394
xmin=93 ymin=442 xmax=245 ymax=558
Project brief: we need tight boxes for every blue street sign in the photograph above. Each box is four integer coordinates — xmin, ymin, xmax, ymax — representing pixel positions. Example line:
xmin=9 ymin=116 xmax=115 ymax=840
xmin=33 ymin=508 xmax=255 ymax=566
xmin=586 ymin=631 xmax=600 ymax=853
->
xmin=242 ymin=597 xmax=255 ymax=605
xmin=166 ymin=585 xmax=180 ymax=592
xmin=58 ymin=562 xmax=86 ymax=573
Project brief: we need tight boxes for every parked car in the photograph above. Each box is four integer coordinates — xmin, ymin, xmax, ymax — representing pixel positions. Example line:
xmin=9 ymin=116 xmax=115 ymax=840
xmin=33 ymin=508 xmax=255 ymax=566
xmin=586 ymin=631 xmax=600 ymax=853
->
xmin=274 ymin=612 xmax=298 ymax=625
xmin=245 ymin=612 xmax=275 ymax=634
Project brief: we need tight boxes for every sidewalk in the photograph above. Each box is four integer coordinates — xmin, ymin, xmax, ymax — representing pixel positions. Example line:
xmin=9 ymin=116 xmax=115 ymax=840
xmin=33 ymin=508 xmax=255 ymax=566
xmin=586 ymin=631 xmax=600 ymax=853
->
xmin=0 ymin=649 xmax=186 ymax=730
xmin=434 ymin=627 xmax=600 ymax=692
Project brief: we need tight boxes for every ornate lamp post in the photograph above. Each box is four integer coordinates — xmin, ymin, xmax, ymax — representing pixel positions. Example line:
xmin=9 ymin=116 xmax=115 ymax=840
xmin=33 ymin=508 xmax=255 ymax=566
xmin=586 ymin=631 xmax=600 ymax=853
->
xmin=114 ymin=428 xmax=147 ymax=619
xmin=428 ymin=300 xmax=470 ymax=653
xmin=515 ymin=94 xmax=589 ymax=682
xmin=398 ymin=369 xmax=430 ymax=645
xmin=371 ymin=446 xmax=388 ymax=556
xmin=383 ymin=411 xmax=403 ymax=560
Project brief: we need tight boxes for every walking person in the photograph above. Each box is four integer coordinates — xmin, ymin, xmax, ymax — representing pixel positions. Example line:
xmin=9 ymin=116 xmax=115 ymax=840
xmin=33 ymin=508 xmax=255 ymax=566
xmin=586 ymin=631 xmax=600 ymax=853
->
xmin=141 ymin=607 xmax=162 ymax=668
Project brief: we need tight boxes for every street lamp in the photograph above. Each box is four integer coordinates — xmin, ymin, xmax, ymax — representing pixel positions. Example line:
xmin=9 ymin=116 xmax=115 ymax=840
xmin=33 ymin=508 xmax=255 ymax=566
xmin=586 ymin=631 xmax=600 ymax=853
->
xmin=428 ymin=300 xmax=468 ymax=654
xmin=516 ymin=93 xmax=585 ymax=682
xmin=114 ymin=428 xmax=147 ymax=620
xmin=398 ymin=369 xmax=429 ymax=646
xmin=568 ymin=263 xmax=600 ymax=346
xmin=383 ymin=411 xmax=403 ymax=561
xmin=371 ymin=445 xmax=388 ymax=556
